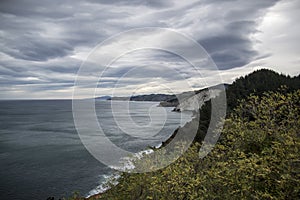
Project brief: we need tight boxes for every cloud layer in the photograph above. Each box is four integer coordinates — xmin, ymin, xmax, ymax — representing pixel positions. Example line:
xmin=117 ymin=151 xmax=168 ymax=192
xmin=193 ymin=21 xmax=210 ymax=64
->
xmin=0 ymin=0 xmax=299 ymax=99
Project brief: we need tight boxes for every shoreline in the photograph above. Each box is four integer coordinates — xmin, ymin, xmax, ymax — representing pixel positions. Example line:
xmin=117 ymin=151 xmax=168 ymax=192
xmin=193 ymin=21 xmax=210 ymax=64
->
xmin=85 ymin=109 xmax=197 ymax=200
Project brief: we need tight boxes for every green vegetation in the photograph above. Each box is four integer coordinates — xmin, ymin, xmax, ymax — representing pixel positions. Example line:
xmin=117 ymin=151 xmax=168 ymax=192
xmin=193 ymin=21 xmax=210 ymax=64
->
xmin=97 ymin=88 xmax=299 ymax=199
xmin=96 ymin=90 xmax=300 ymax=199
xmin=67 ymin=69 xmax=300 ymax=200
xmin=195 ymin=69 xmax=300 ymax=144
xmin=226 ymin=69 xmax=299 ymax=110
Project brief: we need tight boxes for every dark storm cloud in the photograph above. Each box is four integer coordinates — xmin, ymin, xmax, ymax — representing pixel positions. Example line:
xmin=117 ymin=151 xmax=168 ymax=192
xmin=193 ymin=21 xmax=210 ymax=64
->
xmin=87 ymin=0 xmax=174 ymax=8
xmin=199 ymin=33 xmax=258 ymax=69
xmin=0 ymin=0 xmax=128 ymax=61
xmin=25 ymin=83 xmax=75 ymax=91
xmin=2 ymin=38 xmax=74 ymax=61
xmin=0 ymin=0 xmax=289 ymax=98
xmin=0 ymin=56 xmax=80 ymax=79
xmin=0 ymin=73 xmax=75 ymax=87
xmin=191 ymin=0 xmax=279 ymax=70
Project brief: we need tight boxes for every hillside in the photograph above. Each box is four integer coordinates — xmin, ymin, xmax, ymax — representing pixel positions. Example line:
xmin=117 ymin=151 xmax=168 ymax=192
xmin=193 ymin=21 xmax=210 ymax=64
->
xmin=98 ymin=88 xmax=300 ymax=200
xmin=159 ymin=69 xmax=299 ymax=111
xmin=194 ymin=69 xmax=300 ymax=143
xmin=226 ymin=69 xmax=300 ymax=109
xmin=75 ymin=69 xmax=300 ymax=200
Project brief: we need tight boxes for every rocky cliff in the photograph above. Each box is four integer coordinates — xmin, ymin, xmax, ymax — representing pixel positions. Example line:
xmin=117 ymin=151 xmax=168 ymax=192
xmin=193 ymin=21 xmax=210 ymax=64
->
xmin=173 ymin=88 xmax=222 ymax=111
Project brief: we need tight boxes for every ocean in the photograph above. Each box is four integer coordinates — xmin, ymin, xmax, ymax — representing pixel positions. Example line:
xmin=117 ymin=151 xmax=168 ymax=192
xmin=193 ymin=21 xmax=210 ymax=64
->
xmin=0 ymin=100 xmax=192 ymax=200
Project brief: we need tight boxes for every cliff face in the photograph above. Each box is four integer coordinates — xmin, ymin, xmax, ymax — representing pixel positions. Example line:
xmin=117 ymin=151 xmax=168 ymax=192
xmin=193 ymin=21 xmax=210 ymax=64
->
xmin=159 ymin=84 xmax=228 ymax=110
xmin=174 ymin=89 xmax=222 ymax=111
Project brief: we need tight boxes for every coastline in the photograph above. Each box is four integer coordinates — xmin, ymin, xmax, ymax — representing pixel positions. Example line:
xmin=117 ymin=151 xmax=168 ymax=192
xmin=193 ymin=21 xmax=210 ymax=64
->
xmin=85 ymin=88 xmax=215 ymax=199
xmin=85 ymin=109 xmax=197 ymax=200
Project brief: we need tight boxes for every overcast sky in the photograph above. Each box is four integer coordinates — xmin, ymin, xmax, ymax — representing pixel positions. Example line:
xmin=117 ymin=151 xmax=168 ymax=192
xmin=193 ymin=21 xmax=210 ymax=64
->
xmin=0 ymin=0 xmax=299 ymax=99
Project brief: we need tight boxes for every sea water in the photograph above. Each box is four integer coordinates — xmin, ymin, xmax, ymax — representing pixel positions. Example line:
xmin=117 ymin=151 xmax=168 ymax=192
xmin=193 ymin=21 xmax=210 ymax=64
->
xmin=0 ymin=100 xmax=192 ymax=200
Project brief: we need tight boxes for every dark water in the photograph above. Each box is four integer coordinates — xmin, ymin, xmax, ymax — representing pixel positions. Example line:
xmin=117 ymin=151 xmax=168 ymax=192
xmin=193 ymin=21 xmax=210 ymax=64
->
xmin=0 ymin=100 xmax=191 ymax=200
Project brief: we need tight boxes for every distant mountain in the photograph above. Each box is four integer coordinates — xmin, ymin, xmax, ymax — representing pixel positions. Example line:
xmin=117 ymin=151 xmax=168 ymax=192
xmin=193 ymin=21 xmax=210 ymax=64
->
xmin=130 ymin=94 xmax=175 ymax=102
xmin=95 ymin=69 xmax=299 ymax=110
xmin=107 ymin=96 xmax=130 ymax=101
xmin=105 ymin=94 xmax=176 ymax=102
xmin=95 ymin=95 xmax=111 ymax=100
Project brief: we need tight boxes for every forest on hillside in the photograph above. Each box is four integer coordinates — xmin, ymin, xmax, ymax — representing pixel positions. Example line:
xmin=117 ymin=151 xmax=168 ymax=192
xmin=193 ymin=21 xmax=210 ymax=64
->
xmin=67 ymin=69 xmax=300 ymax=200
xmin=97 ymin=89 xmax=299 ymax=200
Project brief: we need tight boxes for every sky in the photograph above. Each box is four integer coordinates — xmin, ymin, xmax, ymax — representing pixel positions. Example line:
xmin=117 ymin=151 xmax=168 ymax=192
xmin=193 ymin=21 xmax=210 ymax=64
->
xmin=0 ymin=0 xmax=299 ymax=99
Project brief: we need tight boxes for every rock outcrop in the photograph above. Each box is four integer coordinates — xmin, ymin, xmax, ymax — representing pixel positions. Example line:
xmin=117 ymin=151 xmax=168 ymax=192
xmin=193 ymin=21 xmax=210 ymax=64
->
xmin=174 ymin=88 xmax=222 ymax=112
